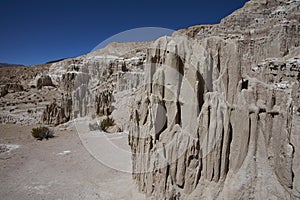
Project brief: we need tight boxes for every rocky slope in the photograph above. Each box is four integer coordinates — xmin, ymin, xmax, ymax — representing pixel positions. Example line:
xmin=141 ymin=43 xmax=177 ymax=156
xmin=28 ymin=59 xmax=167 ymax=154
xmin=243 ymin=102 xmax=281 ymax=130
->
xmin=0 ymin=64 xmax=56 ymax=125
xmin=0 ymin=42 xmax=149 ymax=126
xmin=0 ymin=0 xmax=299 ymax=199
xmin=0 ymin=62 xmax=24 ymax=68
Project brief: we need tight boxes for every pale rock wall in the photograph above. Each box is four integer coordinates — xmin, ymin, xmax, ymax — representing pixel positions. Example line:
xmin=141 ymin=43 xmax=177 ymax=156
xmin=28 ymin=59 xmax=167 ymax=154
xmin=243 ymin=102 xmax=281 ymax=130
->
xmin=128 ymin=0 xmax=300 ymax=199
xmin=43 ymin=48 xmax=147 ymax=124
xmin=0 ymin=1 xmax=299 ymax=199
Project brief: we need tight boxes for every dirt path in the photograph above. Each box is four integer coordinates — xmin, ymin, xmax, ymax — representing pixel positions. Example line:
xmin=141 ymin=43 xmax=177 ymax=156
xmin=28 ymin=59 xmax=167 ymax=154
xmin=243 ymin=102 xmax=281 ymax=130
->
xmin=0 ymin=124 xmax=145 ymax=200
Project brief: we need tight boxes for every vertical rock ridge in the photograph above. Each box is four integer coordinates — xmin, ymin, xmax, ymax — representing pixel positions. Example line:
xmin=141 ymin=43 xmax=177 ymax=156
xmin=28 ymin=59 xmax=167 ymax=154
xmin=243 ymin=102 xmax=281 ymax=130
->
xmin=128 ymin=1 xmax=300 ymax=199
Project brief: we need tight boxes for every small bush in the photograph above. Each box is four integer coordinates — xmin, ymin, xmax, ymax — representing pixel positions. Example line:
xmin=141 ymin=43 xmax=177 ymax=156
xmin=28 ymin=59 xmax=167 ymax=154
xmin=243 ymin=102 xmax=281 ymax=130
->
xmin=100 ymin=117 xmax=115 ymax=132
xmin=31 ymin=126 xmax=53 ymax=140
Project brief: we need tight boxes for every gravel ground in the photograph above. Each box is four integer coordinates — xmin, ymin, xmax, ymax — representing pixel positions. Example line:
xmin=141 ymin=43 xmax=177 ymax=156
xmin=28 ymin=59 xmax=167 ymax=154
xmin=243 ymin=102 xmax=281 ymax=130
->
xmin=0 ymin=124 xmax=145 ymax=200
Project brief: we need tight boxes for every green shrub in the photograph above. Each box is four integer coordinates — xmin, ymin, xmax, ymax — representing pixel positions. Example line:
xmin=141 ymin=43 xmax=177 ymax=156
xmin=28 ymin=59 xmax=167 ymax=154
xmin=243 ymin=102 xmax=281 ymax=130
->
xmin=31 ymin=126 xmax=53 ymax=140
xmin=100 ymin=117 xmax=115 ymax=132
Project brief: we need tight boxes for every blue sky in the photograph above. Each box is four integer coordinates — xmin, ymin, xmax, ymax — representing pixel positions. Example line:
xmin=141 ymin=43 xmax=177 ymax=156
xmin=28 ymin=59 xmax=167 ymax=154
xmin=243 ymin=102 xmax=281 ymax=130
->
xmin=0 ymin=0 xmax=248 ymax=66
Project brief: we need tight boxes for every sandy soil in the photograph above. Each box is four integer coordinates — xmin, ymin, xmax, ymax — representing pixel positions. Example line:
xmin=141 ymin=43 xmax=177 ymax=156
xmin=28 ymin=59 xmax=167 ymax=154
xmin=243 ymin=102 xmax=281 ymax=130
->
xmin=0 ymin=124 xmax=145 ymax=200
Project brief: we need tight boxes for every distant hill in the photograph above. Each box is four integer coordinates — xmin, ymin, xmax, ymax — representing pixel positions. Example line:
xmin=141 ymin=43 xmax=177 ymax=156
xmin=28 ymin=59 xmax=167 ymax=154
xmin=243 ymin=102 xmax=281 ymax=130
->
xmin=0 ymin=62 xmax=24 ymax=68
xmin=45 ymin=58 xmax=68 ymax=64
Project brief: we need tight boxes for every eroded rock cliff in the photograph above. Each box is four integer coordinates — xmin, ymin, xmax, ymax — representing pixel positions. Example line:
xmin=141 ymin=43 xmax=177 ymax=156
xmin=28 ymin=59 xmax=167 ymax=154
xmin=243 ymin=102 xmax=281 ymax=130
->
xmin=128 ymin=0 xmax=300 ymax=199
xmin=0 ymin=0 xmax=299 ymax=199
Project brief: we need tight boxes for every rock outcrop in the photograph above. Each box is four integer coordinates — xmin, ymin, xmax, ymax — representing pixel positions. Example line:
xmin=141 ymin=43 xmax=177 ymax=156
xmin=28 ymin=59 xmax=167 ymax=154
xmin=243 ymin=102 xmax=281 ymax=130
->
xmin=0 ymin=83 xmax=24 ymax=97
xmin=0 ymin=43 xmax=147 ymax=125
xmin=28 ymin=74 xmax=55 ymax=89
xmin=95 ymin=90 xmax=113 ymax=116
xmin=0 ymin=64 xmax=58 ymax=125
xmin=46 ymin=44 xmax=147 ymax=126
xmin=42 ymin=94 xmax=72 ymax=126
xmin=0 ymin=0 xmax=299 ymax=199
xmin=128 ymin=0 xmax=300 ymax=199
xmin=36 ymin=75 xmax=54 ymax=89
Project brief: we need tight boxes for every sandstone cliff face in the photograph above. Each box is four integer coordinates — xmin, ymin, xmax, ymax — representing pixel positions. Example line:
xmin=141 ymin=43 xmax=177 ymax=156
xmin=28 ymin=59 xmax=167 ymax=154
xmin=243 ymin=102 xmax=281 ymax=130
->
xmin=0 ymin=0 xmax=299 ymax=199
xmin=42 ymin=94 xmax=72 ymax=126
xmin=128 ymin=0 xmax=300 ymax=199
xmin=44 ymin=45 xmax=147 ymax=127
xmin=0 ymin=41 xmax=147 ymax=126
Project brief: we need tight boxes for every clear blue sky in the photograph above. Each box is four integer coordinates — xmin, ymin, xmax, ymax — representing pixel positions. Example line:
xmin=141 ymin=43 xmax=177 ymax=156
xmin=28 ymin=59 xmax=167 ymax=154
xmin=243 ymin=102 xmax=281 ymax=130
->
xmin=0 ymin=0 xmax=248 ymax=66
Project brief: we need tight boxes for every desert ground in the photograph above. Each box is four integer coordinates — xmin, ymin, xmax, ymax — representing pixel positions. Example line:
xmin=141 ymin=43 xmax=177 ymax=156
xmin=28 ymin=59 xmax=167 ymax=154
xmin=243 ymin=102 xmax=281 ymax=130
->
xmin=0 ymin=124 xmax=145 ymax=200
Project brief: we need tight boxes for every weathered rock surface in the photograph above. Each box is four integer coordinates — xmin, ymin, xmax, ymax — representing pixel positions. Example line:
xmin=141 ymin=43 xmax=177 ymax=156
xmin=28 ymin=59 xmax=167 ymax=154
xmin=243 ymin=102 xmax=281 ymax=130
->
xmin=0 ymin=64 xmax=58 ymax=125
xmin=128 ymin=0 xmax=300 ymax=199
xmin=36 ymin=75 xmax=54 ymax=89
xmin=95 ymin=90 xmax=112 ymax=116
xmin=0 ymin=83 xmax=24 ymax=97
xmin=32 ymin=43 xmax=146 ymax=129
xmin=0 ymin=0 xmax=299 ymax=199
xmin=0 ymin=43 xmax=147 ymax=126
xmin=42 ymin=94 xmax=72 ymax=126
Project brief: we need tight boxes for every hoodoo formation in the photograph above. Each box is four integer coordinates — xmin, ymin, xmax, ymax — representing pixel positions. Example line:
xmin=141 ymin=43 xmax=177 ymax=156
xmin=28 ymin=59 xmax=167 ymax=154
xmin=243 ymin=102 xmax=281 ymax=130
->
xmin=0 ymin=0 xmax=299 ymax=199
